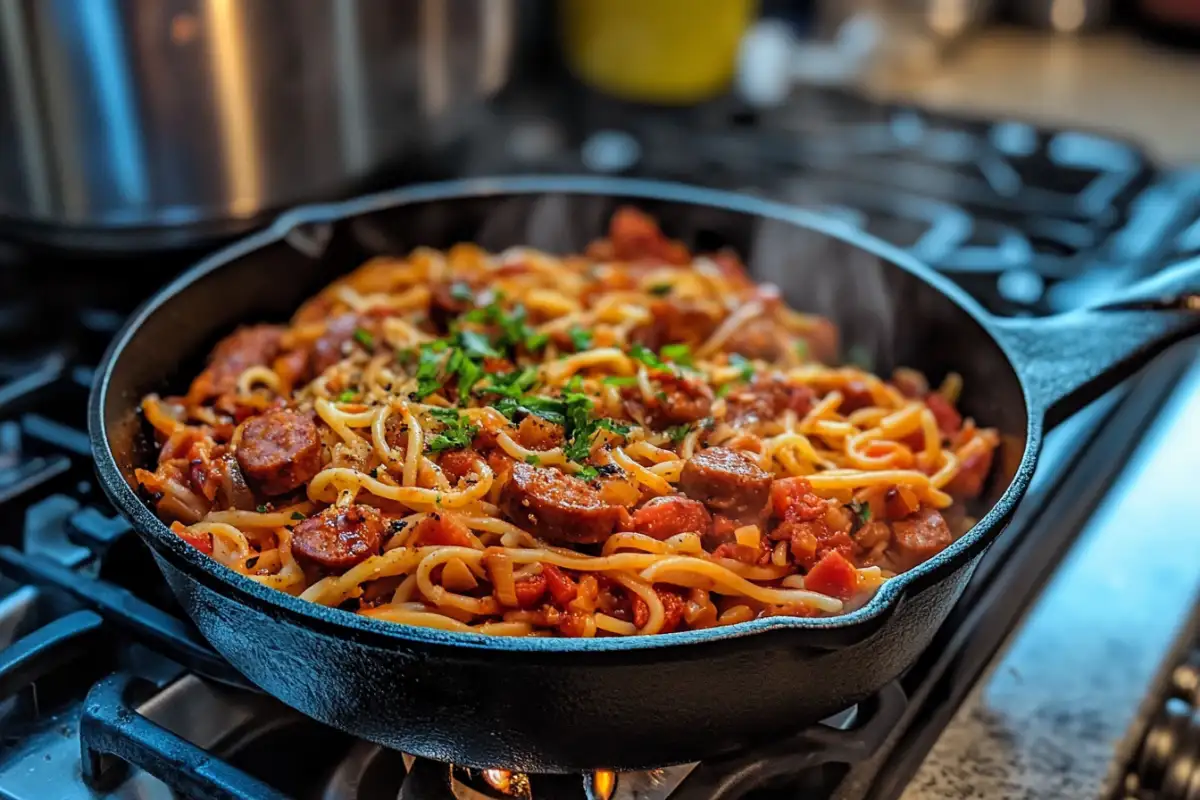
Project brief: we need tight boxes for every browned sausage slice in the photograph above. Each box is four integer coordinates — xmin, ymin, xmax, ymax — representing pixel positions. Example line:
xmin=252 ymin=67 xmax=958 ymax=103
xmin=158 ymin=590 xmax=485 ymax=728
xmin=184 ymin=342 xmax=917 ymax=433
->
xmin=236 ymin=409 xmax=322 ymax=496
xmin=187 ymin=325 xmax=283 ymax=403
xmin=500 ymin=462 xmax=622 ymax=545
xmin=888 ymin=508 xmax=953 ymax=570
xmin=290 ymin=504 xmax=385 ymax=571
xmin=679 ymin=447 xmax=771 ymax=521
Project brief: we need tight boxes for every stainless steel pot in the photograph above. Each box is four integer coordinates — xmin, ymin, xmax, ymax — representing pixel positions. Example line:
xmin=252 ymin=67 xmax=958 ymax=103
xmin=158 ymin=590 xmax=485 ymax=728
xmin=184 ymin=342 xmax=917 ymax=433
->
xmin=0 ymin=0 xmax=514 ymax=250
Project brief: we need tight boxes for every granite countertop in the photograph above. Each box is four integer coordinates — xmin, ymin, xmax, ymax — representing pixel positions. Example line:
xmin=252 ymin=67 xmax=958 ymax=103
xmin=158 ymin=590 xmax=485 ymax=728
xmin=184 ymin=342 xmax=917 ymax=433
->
xmin=866 ymin=29 xmax=1200 ymax=166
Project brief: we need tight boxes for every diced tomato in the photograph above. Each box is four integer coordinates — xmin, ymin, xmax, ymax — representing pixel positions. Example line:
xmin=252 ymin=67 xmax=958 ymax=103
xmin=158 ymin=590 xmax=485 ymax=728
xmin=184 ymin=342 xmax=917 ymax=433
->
xmin=777 ymin=519 xmax=855 ymax=570
xmin=804 ymin=551 xmax=859 ymax=600
xmin=557 ymin=609 xmax=591 ymax=637
xmin=172 ymin=525 xmax=214 ymax=556
xmin=883 ymin=486 xmax=921 ymax=520
xmin=769 ymin=477 xmax=826 ymax=521
xmin=711 ymin=541 xmax=769 ymax=565
xmin=630 ymin=496 xmax=712 ymax=540
xmin=482 ymin=356 xmax=515 ymax=374
xmin=632 ymin=587 xmax=687 ymax=633
xmin=408 ymin=513 xmax=473 ymax=548
xmin=542 ymin=564 xmax=578 ymax=607
xmin=513 ymin=574 xmax=547 ymax=609
xmin=924 ymin=393 xmax=962 ymax=437
xmin=838 ymin=381 xmax=875 ymax=413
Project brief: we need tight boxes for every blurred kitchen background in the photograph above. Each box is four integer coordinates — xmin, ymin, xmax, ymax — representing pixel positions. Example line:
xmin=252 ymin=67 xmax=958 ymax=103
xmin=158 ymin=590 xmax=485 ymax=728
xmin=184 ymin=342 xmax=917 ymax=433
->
xmin=3 ymin=2 xmax=1200 ymax=799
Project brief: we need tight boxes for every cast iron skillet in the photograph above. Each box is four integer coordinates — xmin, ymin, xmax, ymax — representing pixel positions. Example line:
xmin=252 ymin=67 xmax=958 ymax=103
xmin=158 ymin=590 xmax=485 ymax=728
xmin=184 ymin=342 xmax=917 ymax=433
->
xmin=89 ymin=177 xmax=1200 ymax=773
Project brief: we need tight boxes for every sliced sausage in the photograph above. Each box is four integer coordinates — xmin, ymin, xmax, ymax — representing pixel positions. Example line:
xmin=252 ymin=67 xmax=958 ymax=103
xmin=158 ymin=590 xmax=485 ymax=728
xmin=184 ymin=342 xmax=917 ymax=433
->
xmin=608 ymin=206 xmax=690 ymax=265
xmin=625 ymin=373 xmax=713 ymax=429
xmin=290 ymin=504 xmax=385 ymax=571
xmin=631 ymin=298 xmax=723 ymax=350
xmin=235 ymin=410 xmax=322 ymax=496
xmin=726 ymin=375 xmax=815 ymax=426
xmin=945 ymin=444 xmax=994 ymax=500
xmin=630 ymin=495 xmax=712 ymax=540
xmin=888 ymin=508 xmax=953 ymax=571
xmin=679 ymin=447 xmax=771 ymax=521
xmin=500 ymin=462 xmax=622 ymax=545
xmin=924 ymin=393 xmax=963 ymax=438
xmin=310 ymin=313 xmax=360 ymax=375
xmin=722 ymin=317 xmax=785 ymax=361
xmin=187 ymin=325 xmax=283 ymax=403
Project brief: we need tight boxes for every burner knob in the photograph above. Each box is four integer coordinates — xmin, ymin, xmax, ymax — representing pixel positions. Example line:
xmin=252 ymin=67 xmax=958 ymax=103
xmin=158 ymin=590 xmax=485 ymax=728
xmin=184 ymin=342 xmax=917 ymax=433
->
xmin=1135 ymin=697 xmax=1200 ymax=798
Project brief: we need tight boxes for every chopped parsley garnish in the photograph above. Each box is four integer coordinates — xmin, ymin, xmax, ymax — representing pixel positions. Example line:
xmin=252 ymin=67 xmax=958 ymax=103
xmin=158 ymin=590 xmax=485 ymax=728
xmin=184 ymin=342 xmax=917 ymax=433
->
xmin=412 ymin=342 xmax=448 ymax=400
xmin=660 ymin=343 xmax=693 ymax=367
xmin=290 ymin=511 xmax=306 ymax=521
xmin=525 ymin=454 xmax=541 ymax=466
xmin=566 ymin=375 xmax=584 ymax=393
xmin=449 ymin=282 xmax=475 ymax=303
xmin=455 ymin=329 xmax=500 ymax=360
xmin=794 ymin=339 xmax=809 ymax=360
xmin=716 ymin=383 xmax=733 ymax=398
xmin=256 ymin=504 xmax=268 ymax=513
xmin=846 ymin=344 xmax=874 ymax=370
xmin=456 ymin=358 xmax=483 ymax=403
xmin=335 ymin=390 xmax=356 ymax=403
xmin=515 ymin=396 xmax=567 ymax=425
xmin=629 ymin=344 xmax=667 ymax=371
xmin=575 ymin=465 xmax=599 ymax=481
xmin=648 ymin=283 xmax=672 ymax=296
xmin=424 ymin=408 xmax=479 ymax=452
xmin=352 ymin=328 xmax=375 ymax=351
xmin=849 ymin=500 xmax=872 ymax=524
xmin=463 ymin=300 xmax=547 ymax=354
xmin=568 ymin=327 xmax=593 ymax=352
xmin=395 ymin=347 xmax=415 ymax=367
xmin=601 ymin=375 xmax=638 ymax=387
xmin=665 ymin=423 xmax=693 ymax=444
xmin=729 ymin=353 xmax=755 ymax=383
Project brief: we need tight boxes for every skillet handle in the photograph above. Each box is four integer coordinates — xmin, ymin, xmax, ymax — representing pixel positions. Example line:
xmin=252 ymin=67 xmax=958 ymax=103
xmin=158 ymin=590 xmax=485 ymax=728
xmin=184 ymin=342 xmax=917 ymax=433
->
xmin=990 ymin=254 xmax=1200 ymax=431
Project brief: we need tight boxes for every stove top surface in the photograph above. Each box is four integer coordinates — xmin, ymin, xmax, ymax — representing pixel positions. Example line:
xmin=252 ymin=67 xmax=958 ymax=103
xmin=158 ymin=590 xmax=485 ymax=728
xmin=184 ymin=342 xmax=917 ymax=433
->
xmin=0 ymin=84 xmax=1198 ymax=799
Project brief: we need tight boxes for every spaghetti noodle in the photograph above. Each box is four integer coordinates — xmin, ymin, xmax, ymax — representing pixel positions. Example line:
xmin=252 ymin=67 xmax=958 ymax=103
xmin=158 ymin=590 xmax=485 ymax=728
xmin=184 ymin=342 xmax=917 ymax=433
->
xmin=135 ymin=207 xmax=1000 ymax=637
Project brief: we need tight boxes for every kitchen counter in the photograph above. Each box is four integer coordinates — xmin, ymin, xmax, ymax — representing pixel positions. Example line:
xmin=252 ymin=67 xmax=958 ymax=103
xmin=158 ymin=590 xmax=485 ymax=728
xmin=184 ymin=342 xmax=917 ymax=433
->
xmin=899 ymin=352 xmax=1200 ymax=799
xmin=867 ymin=29 xmax=1200 ymax=166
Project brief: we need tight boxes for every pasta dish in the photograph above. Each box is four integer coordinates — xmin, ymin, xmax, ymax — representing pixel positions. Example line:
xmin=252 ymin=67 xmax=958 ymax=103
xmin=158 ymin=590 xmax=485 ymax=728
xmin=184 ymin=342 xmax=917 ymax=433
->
xmin=135 ymin=208 xmax=999 ymax=637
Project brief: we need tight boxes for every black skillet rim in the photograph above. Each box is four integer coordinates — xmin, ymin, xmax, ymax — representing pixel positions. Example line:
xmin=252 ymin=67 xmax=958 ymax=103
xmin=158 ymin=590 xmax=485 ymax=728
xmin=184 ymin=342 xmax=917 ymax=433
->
xmin=88 ymin=176 xmax=1041 ymax=654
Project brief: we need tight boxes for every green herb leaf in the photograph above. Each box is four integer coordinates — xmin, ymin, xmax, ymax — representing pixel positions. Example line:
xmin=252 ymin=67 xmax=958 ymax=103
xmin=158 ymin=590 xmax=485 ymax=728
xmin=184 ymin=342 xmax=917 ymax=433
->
xmin=596 ymin=418 xmax=632 ymax=436
xmin=629 ymin=344 xmax=667 ymax=371
xmin=568 ymin=327 xmax=593 ymax=352
xmin=335 ymin=390 xmax=356 ymax=403
xmin=716 ymin=383 xmax=733 ymax=398
xmin=575 ymin=465 xmax=599 ymax=481
xmin=518 ymin=396 xmax=567 ymax=426
xmin=449 ymin=282 xmax=475 ymax=303
xmin=256 ymin=504 xmax=268 ymax=513
xmin=525 ymin=331 xmax=550 ymax=352
xmin=849 ymin=500 xmax=872 ymax=524
xmin=525 ymin=454 xmax=541 ymax=466
xmin=601 ymin=375 xmax=638 ymax=387
xmin=423 ymin=407 xmax=480 ymax=453
xmin=456 ymin=329 xmax=499 ymax=360
xmin=729 ymin=353 xmax=755 ymax=383
xmin=794 ymin=339 xmax=809 ymax=361
xmin=456 ymin=358 xmax=483 ymax=404
xmin=290 ymin=511 xmax=306 ymax=521
xmin=353 ymin=328 xmax=375 ymax=351
xmin=413 ymin=343 xmax=448 ymax=400
xmin=660 ymin=343 xmax=693 ymax=367
xmin=648 ymin=283 xmax=672 ymax=297
xmin=846 ymin=344 xmax=874 ymax=371
xmin=665 ymin=423 xmax=692 ymax=444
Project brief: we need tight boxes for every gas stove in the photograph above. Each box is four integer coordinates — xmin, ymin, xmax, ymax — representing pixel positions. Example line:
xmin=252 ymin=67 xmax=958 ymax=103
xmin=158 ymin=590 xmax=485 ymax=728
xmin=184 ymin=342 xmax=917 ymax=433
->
xmin=1 ymin=84 xmax=1199 ymax=799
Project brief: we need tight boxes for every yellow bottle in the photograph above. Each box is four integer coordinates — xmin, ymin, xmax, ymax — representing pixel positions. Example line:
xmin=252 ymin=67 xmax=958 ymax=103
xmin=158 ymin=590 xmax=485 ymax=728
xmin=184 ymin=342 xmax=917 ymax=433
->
xmin=561 ymin=0 xmax=758 ymax=105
